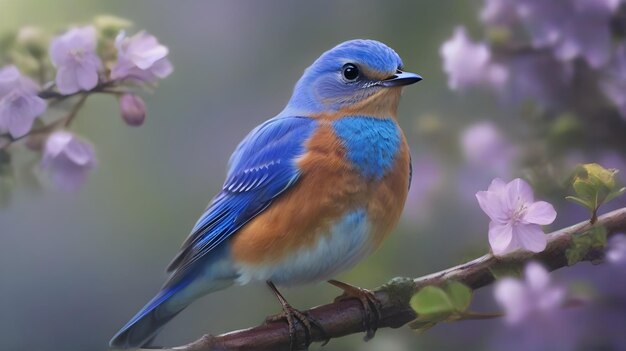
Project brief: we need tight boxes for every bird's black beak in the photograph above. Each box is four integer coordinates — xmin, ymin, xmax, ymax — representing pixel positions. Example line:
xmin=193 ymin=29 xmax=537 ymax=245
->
xmin=380 ymin=70 xmax=423 ymax=87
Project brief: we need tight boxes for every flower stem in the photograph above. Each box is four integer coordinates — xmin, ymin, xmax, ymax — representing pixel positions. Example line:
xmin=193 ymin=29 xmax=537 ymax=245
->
xmin=64 ymin=94 xmax=88 ymax=127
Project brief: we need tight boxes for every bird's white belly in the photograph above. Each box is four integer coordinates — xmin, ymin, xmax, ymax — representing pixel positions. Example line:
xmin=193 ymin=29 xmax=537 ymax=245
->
xmin=234 ymin=208 xmax=373 ymax=286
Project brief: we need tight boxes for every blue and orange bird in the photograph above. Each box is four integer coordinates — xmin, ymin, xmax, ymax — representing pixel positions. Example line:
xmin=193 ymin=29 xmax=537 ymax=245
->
xmin=110 ymin=39 xmax=422 ymax=349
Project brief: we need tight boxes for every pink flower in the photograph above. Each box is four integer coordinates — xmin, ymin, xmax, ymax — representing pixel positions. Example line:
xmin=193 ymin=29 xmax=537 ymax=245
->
xmin=111 ymin=31 xmax=173 ymax=82
xmin=476 ymin=178 xmax=556 ymax=256
xmin=49 ymin=26 xmax=102 ymax=94
xmin=0 ymin=65 xmax=46 ymax=138
xmin=41 ymin=131 xmax=96 ymax=191
xmin=494 ymin=262 xmax=566 ymax=324
xmin=440 ymin=26 xmax=507 ymax=91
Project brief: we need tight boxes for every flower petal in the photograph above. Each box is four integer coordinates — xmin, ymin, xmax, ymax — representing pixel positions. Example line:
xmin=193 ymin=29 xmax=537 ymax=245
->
xmin=7 ymin=95 xmax=45 ymax=138
xmin=151 ymin=58 xmax=173 ymax=79
xmin=505 ymin=178 xmax=534 ymax=210
xmin=43 ymin=131 xmax=72 ymax=160
xmin=538 ymin=286 xmax=566 ymax=311
xmin=76 ymin=61 xmax=99 ymax=91
xmin=488 ymin=221 xmax=514 ymax=255
xmin=440 ymin=26 xmax=493 ymax=90
xmin=56 ymin=66 xmax=79 ymax=95
xmin=607 ymin=234 xmax=626 ymax=265
xmin=524 ymin=261 xmax=550 ymax=290
xmin=0 ymin=65 xmax=21 ymax=97
xmin=523 ymin=201 xmax=557 ymax=225
xmin=476 ymin=190 xmax=508 ymax=222
xmin=133 ymin=45 xmax=168 ymax=69
xmin=41 ymin=131 xmax=96 ymax=191
xmin=64 ymin=138 xmax=96 ymax=166
xmin=515 ymin=223 xmax=547 ymax=253
xmin=494 ymin=278 xmax=529 ymax=324
xmin=488 ymin=177 xmax=507 ymax=192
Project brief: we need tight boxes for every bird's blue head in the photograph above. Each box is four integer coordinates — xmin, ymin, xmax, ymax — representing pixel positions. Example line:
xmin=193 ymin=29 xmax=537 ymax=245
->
xmin=283 ymin=39 xmax=422 ymax=116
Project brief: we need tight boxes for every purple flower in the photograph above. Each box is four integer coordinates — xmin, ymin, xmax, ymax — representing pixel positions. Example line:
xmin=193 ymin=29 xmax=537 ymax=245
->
xmin=49 ymin=26 xmax=102 ymax=94
xmin=551 ymin=0 xmax=616 ymax=68
xmin=492 ymin=262 xmax=576 ymax=351
xmin=483 ymin=0 xmax=619 ymax=68
xmin=440 ymin=27 xmax=507 ymax=91
xmin=499 ymin=53 xmax=574 ymax=107
xmin=118 ymin=94 xmax=146 ymax=126
xmin=110 ymin=31 xmax=173 ymax=82
xmin=515 ymin=0 xmax=571 ymax=49
xmin=41 ymin=131 xmax=96 ymax=191
xmin=461 ymin=121 xmax=517 ymax=176
xmin=0 ymin=65 xmax=46 ymax=138
xmin=607 ymin=234 xmax=626 ymax=265
xmin=494 ymin=262 xmax=566 ymax=324
xmin=476 ymin=178 xmax=556 ymax=256
xmin=481 ymin=0 xmax=520 ymax=26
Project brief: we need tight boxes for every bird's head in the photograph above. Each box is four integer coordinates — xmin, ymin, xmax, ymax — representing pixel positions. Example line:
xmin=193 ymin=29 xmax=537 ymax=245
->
xmin=284 ymin=39 xmax=422 ymax=117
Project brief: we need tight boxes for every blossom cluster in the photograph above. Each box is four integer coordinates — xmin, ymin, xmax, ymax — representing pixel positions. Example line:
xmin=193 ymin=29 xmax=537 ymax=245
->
xmin=0 ymin=16 xmax=172 ymax=191
xmin=441 ymin=0 xmax=626 ymax=116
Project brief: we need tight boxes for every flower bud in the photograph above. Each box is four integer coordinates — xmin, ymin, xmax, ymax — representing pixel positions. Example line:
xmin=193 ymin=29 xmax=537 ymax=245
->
xmin=16 ymin=26 xmax=47 ymax=59
xmin=119 ymin=94 xmax=146 ymax=126
xmin=94 ymin=15 xmax=132 ymax=38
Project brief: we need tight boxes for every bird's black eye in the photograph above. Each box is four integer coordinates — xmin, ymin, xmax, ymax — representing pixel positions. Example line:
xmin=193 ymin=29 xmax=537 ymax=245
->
xmin=342 ymin=63 xmax=359 ymax=81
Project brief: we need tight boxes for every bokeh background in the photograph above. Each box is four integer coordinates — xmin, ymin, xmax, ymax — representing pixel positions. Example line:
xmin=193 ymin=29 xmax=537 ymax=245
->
xmin=1 ymin=1 xmax=625 ymax=351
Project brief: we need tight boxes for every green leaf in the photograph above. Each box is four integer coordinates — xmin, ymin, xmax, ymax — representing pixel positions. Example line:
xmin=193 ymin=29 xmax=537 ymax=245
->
xmin=573 ymin=178 xmax=596 ymax=204
xmin=410 ymin=286 xmax=454 ymax=317
xmin=565 ymin=196 xmax=592 ymax=210
xmin=566 ymin=244 xmax=587 ymax=266
xmin=407 ymin=319 xmax=437 ymax=331
xmin=565 ymin=226 xmax=607 ymax=265
xmin=567 ymin=163 xmax=626 ymax=220
xmin=444 ymin=281 xmax=472 ymax=312
xmin=587 ymin=226 xmax=607 ymax=248
xmin=605 ymin=187 xmax=626 ymax=204
xmin=586 ymin=164 xmax=616 ymax=189
xmin=408 ymin=281 xmax=474 ymax=331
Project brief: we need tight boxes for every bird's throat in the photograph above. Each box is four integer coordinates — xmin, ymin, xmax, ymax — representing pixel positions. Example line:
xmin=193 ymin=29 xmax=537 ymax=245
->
xmin=339 ymin=87 xmax=403 ymax=120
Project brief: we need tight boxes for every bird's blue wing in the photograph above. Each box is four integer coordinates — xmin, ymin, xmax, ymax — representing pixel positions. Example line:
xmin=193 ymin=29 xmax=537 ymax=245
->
xmin=165 ymin=116 xmax=317 ymax=283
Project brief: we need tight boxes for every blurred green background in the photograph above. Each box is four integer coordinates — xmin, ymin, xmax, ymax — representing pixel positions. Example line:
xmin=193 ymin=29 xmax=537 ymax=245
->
xmin=0 ymin=1 xmax=599 ymax=350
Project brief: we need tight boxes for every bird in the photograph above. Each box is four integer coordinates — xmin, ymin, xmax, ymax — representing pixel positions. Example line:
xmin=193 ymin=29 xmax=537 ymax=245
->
xmin=109 ymin=39 xmax=421 ymax=349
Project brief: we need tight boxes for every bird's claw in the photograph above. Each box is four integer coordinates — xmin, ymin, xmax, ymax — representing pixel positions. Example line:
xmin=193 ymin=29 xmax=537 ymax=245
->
xmin=328 ymin=280 xmax=382 ymax=341
xmin=265 ymin=281 xmax=330 ymax=350
xmin=265 ymin=304 xmax=329 ymax=349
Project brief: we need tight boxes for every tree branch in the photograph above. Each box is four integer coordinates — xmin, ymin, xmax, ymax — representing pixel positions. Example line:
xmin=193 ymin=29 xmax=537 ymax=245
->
xmin=153 ymin=207 xmax=626 ymax=351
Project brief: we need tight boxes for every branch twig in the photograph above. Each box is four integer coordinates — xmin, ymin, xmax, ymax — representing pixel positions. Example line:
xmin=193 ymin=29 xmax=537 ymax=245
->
xmin=150 ymin=207 xmax=626 ymax=351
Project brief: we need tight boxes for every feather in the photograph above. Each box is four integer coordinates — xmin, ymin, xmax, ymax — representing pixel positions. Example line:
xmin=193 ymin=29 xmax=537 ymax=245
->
xmin=164 ymin=116 xmax=317 ymax=286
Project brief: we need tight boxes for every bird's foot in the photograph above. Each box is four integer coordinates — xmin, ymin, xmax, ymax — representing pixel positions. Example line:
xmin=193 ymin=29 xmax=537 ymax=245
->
xmin=266 ymin=281 xmax=330 ymax=350
xmin=265 ymin=304 xmax=329 ymax=349
xmin=328 ymin=279 xmax=382 ymax=341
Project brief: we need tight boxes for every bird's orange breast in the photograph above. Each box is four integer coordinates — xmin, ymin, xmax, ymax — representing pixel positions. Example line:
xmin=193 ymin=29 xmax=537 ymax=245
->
xmin=230 ymin=116 xmax=410 ymax=266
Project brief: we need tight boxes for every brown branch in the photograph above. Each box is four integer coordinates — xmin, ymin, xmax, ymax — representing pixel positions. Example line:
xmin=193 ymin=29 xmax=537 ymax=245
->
xmin=153 ymin=207 xmax=626 ymax=351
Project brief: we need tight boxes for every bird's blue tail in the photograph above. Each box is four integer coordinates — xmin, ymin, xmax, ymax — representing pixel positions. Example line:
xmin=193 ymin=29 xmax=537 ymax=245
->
xmin=109 ymin=279 xmax=192 ymax=349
